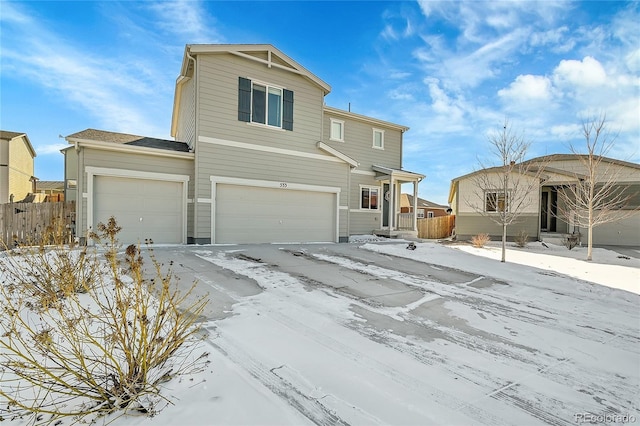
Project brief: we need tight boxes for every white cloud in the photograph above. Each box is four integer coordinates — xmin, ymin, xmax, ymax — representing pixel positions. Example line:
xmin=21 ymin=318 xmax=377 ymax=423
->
xmin=147 ymin=0 xmax=221 ymax=44
xmin=498 ymin=74 xmax=552 ymax=101
xmin=35 ymin=143 xmax=68 ymax=155
xmin=0 ymin=2 xmax=174 ymax=138
xmin=550 ymin=123 xmax=581 ymax=140
xmin=553 ymin=56 xmax=607 ymax=87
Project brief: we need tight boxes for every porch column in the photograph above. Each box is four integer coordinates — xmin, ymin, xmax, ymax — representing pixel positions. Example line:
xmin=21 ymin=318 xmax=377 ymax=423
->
xmin=389 ymin=174 xmax=395 ymax=230
xmin=413 ymin=180 xmax=418 ymax=231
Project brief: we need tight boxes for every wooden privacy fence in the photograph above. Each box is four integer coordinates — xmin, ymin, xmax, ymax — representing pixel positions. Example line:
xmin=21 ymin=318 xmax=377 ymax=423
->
xmin=417 ymin=215 xmax=455 ymax=239
xmin=0 ymin=202 xmax=76 ymax=248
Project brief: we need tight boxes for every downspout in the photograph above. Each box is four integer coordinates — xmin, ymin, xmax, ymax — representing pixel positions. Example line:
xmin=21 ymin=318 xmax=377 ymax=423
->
xmin=184 ymin=48 xmax=199 ymax=244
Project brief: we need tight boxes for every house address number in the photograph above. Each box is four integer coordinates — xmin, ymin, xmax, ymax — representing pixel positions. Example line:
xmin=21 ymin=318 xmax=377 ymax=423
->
xmin=280 ymin=182 xmax=288 ymax=188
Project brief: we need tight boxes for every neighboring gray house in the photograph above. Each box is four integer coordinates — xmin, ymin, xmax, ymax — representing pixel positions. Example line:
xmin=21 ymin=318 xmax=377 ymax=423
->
xmin=448 ymin=154 xmax=640 ymax=246
xmin=64 ymin=44 xmax=424 ymax=244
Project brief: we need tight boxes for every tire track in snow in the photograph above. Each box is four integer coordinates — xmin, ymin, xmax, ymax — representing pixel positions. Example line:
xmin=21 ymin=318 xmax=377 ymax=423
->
xmin=206 ymin=337 xmax=349 ymax=426
xmin=198 ymin=251 xmax=514 ymax=426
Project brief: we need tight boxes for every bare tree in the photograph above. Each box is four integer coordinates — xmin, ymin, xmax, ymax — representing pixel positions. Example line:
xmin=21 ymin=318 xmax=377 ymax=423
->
xmin=555 ymin=113 xmax=639 ymax=261
xmin=467 ymin=119 xmax=548 ymax=262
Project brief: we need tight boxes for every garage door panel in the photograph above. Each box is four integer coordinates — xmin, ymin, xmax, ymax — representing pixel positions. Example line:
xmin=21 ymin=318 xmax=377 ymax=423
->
xmin=215 ymin=184 xmax=335 ymax=244
xmin=94 ymin=176 xmax=183 ymax=244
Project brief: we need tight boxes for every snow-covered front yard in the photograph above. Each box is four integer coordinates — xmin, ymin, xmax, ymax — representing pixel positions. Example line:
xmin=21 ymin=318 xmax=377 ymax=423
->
xmin=2 ymin=240 xmax=639 ymax=425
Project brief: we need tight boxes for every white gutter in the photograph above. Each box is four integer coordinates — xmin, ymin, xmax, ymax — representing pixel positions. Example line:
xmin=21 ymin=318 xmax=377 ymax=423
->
xmin=66 ymin=138 xmax=195 ymax=160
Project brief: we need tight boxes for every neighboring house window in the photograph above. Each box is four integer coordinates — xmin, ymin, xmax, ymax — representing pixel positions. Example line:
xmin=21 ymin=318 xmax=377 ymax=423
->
xmin=416 ymin=209 xmax=425 ymax=219
xmin=427 ymin=211 xmax=434 ymax=218
xmin=238 ymin=77 xmax=293 ymax=130
xmin=361 ymin=187 xmax=379 ymax=209
xmin=485 ymin=191 xmax=509 ymax=212
xmin=330 ymin=119 xmax=344 ymax=142
xmin=373 ymin=129 xmax=384 ymax=149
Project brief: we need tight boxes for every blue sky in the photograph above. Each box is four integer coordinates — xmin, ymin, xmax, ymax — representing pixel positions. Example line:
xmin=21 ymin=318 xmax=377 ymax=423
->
xmin=1 ymin=1 xmax=638 ymax=205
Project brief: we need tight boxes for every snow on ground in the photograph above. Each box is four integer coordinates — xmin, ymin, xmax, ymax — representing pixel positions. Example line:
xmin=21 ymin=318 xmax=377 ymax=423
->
xmin=363 ymin=240 xmax=640 ymax=295
xmin=2 ymin=241 xmax=639 ymax=425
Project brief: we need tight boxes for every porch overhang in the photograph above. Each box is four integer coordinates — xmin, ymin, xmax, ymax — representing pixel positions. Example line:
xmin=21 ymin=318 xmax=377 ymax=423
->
xmin=371 ymin=165 xmax=425 ymax=237
xmin=372 ymin=165 xmax=425 ymax=182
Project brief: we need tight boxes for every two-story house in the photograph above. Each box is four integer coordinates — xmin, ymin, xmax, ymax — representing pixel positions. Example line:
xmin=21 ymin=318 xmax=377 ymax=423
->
xmin=1 ymin=130 xmax=37 ymax=204
xmin=64 ymin=44 xmax=424 ymax=244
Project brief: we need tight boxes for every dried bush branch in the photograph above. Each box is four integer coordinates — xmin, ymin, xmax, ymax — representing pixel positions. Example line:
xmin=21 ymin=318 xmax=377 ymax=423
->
xmin=0 ymin=217 xmax=210 ymax=423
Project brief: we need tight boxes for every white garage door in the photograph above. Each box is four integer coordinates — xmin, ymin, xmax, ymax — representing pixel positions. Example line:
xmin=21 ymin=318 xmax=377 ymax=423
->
xmin=215 ymin=184 xmax=336 ymax=244
xmin=94 ymin=176 xmax=184 ymax=244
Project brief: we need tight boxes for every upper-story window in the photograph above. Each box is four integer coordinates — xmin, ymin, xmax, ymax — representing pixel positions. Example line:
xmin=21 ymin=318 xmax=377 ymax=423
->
xmin=238 ymin=77 xmax=293 ymax=130
xmin=373 ymin=129 xmax=384 ymax=149
xmin=330 ymin=118 xmax=344 ymax=142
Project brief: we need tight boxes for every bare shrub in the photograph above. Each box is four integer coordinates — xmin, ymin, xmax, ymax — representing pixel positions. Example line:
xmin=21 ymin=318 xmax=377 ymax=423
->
xmin=515 ymin=229 xmax=529 ymax=248
xmin=471 ymin=233 xmax=491 ymax=248
xmin=0 ymin=217 xmax=209 ymax=423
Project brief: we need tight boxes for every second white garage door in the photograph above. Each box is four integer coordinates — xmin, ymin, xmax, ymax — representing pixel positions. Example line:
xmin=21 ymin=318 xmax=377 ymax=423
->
xmin=94 ymin=176 xmax=184 ymax=244
xmin=215 ymin=184 xmax=336 ymax=244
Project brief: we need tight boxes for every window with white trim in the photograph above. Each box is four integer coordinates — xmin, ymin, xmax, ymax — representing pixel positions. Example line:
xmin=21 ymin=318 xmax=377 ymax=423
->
xmin=330 ymin=118 xmax=344 ymax=142
xmin=360 ymin=186 xmax=379 ymax=210
xmin=427 ymin=211 xmax=434 ymax=218
xmin=417 ymin=209 xmax=425 ymax=219
xmin=373 ymin=129 xmax=384 ymax=149
xmin=485 ymin=191 xmax=509 ymax=212
xmin=238 ymin=77 xmax=293 ymax=130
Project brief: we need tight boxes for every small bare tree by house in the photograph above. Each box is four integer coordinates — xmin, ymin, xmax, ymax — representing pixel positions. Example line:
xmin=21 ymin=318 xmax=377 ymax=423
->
xmin=555 ymin=114 xmax=639 ymax=261
xmin=467 ymin=119 xmax=548 ymax=262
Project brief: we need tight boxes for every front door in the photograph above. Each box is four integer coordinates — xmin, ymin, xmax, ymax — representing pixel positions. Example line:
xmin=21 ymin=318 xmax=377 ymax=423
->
xmin=382 ymin=183 xmax=389 ymax=227
xmin=541 ymin=191 xmax=549 ymax=231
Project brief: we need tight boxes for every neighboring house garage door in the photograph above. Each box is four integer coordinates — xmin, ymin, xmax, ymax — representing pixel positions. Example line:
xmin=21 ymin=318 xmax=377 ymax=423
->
xmin=94 ymin=176 xmax=184 ymax=244
xmin=215 ymin=184 xmax=336 ymax=244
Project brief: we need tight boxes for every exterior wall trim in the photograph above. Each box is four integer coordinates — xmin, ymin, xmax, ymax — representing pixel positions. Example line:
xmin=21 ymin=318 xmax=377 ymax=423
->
xmin=199 ymin=136 xmax=343 ymax=164
xmin=68 ymin=138 xmax=195 ymax=160
xmin=84 ymin=166 xmax=190 ymax=244
xmin=210 ymin=175 xmax=341 ymax=244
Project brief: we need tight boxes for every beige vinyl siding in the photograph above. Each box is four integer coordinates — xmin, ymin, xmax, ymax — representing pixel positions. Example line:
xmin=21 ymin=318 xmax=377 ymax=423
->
xmin=455 ymin=214 xmax=539 ymax=241
xmin=176 ymin=77 xmax=196 ymax=148
xmin=455 ymin=174 xmax=539 ymax=214
xmin=195 ymin=53 xmax=324 ymax=154
xmin=323 ymin=113 xmax=402 ymax=170
xmin=77 ymin=147 xmax=194 ymax=240
xmin=0 ymin=139 xmax=8 ymax=201
xmin=194 ymin=142 xmax=349 ymax=240
xmin=7 ymin=136 xmax=34 ymax=201
xmin=349 ymin=173 xmax=382 ymax=235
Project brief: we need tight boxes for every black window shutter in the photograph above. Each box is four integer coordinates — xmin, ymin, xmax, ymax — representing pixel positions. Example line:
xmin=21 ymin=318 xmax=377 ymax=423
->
xmin=238 ymin=77 xmax=251 ymax=122
xmin=283 ymin=89 xmax=294 ymax=131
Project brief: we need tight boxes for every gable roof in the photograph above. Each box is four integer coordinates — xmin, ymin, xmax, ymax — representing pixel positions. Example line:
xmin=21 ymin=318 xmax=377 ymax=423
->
xmin=0 ymin=130 xmax=37 ymax=158
xmin=522 ymin=153 xmax=640 ymax=170
xmin=66 ymin=129 xmax=190 ymax=153
xmin=172 ymin=44 xmax=332 ymax=137
xmin=36 ymin=181 xmax=65 ymax=191
xmin=447 ymin=153 xmax=640 ymax=204
xmin=186 ymin=44 xmax=331 ymax=93
xmin=401 ymin=194 xmax=449 ymax=210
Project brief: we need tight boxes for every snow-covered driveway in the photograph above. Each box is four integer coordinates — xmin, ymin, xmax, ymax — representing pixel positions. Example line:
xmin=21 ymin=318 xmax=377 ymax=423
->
xmin=145 ymin=242 xmax=639 ymax=425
